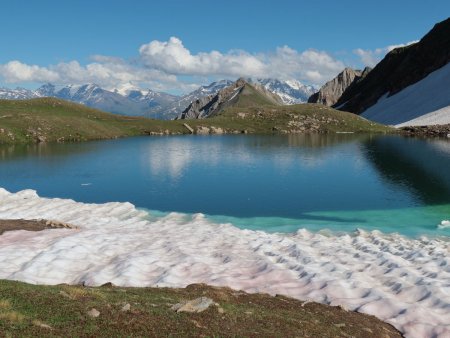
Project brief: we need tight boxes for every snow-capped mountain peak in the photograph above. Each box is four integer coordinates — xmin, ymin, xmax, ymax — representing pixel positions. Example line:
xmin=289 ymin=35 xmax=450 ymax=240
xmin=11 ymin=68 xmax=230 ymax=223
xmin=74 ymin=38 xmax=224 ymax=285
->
xmin=251 ymin=78 xmax=317 ymax=104
xmin=0 ymin=87 xmax=39 ymax=100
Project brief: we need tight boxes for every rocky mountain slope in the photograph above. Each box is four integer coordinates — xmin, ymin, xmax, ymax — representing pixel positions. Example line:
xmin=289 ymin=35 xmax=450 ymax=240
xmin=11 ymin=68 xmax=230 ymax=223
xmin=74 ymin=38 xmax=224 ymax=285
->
xmin=177 ymin=78 xmax=283 ymax=119
xmin=148 ymin=80 xmax=234 ymax=118
xmin=334 ymin=17 xmax=450 ymax=126
xmin=308 ymin=67 xmax=371 ymax=106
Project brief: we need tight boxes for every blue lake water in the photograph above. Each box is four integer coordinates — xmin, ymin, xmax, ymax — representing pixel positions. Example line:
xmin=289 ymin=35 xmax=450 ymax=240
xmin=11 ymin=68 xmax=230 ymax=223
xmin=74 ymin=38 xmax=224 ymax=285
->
xmin=0 ymin=134 xmax=449 ymax=237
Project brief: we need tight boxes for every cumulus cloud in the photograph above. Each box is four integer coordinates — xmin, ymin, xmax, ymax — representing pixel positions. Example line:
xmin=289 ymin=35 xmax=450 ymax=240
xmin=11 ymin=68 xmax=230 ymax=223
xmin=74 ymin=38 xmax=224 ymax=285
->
xmin=354 ymin=40 xmax=419 ymax=67
xmin=0 ymin=59 xmax=184 ymax=92
xmin=139 ymin=37 xmax=267 ymax=77
xmin=0 ymin=36 xmax=348 ymax=92
xmin=0 ymin=61 xmax=59 ymax=83
xmin=139 ymin=37 xmax=345 ymax=84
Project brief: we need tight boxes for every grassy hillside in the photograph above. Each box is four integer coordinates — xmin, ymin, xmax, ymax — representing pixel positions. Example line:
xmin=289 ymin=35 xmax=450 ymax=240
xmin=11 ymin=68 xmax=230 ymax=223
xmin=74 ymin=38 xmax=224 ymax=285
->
xmin=0 ymin=280 xmax=401 ymax=337
xmin=190 ymin=103 xmax=393 ymax=134
xmin=0 ymin=98 xmax=392 ymax=144
xmin=235 ymin=83 xmax=283 ymax=107
xmin=0 ymin=98 xmax=186 ymax=144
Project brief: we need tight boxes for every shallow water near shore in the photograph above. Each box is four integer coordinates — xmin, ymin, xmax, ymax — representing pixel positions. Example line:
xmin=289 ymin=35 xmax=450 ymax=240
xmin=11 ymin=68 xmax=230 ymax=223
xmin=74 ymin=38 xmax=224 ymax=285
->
xmin=0 ymin=134 xmax=449 ymax=238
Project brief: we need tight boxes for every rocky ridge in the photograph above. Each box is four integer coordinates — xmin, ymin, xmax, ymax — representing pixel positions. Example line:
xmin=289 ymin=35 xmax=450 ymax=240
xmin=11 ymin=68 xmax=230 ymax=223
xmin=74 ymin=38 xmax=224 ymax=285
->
xmin=308 ymin=67 xmax=371 ymax=106
xmin=177 ymin=78 xmax=283 ymax=119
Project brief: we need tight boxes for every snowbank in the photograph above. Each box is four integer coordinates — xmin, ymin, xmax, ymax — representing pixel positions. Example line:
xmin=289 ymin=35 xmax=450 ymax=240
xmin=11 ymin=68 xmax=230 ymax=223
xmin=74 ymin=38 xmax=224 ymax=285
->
xmin=0 ymin=188 xmax=449 ymax=337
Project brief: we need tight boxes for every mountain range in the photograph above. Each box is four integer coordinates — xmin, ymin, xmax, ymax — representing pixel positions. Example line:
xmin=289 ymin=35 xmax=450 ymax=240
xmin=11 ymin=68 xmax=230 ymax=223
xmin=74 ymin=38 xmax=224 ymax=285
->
xmin=0 ymin=79 xmax=316 ymax=120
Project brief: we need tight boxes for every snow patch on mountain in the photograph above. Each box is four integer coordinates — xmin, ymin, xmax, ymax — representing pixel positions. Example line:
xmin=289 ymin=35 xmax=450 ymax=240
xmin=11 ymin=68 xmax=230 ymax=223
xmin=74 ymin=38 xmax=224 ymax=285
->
xmin=0 ymin=87 xmax=39 ymax=100
xmin=361 ymin=62 xmax=450 ymax=126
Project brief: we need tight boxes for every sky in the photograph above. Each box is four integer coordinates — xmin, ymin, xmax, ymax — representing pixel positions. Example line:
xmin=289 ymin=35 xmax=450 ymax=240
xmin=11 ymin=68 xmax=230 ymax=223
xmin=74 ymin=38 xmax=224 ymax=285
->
xmin=0 ymin=0 xmax=449 ymax=93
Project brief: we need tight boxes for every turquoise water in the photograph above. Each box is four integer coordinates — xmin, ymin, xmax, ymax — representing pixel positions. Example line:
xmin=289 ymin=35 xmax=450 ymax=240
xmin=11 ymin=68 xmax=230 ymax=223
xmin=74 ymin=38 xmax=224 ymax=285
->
xmin=0 ymin=134 xmax=449 ymax=237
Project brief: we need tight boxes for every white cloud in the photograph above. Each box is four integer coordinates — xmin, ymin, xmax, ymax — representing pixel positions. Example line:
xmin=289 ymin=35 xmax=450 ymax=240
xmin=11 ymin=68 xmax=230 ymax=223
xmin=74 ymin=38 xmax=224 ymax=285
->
xmin=354 ymin=40 xmax=419 ymax=67
xmin=0 ymin=61 xmax=59 ymax=83
xmin=0 ymin=36 xmax=348 ymax=92
xmin=139 ymin=37 xmax=267 ymax=78
xmin=0 ymin=59 xmax=185 ymax=92
xmin=139 ymin=37 xmax=345 ymax=84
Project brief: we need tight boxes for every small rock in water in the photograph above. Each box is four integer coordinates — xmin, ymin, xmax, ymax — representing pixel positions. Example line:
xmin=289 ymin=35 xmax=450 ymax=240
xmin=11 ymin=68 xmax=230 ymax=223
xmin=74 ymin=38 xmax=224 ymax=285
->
xmin=171 ymin=297 xmax=214 ymax=313
xmin=121 ymin=303 xmax=131 ymax=312
xmin=87 ymin=308 xmax=100 ymax=318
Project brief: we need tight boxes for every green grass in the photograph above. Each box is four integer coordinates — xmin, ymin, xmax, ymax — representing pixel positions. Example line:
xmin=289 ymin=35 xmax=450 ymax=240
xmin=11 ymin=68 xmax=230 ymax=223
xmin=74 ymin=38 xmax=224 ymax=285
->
xmin=197 ymin=103 xmax=393 ymax=134
xmin=235 ymin=83 xmax=282 ymax=107
xmin=0 ymin=98 xmax=187 ymax=144
xmin=0 ymin=279 xmax=401 ymax=337
xmin=0 ymin=98 xmax=393 ymax=145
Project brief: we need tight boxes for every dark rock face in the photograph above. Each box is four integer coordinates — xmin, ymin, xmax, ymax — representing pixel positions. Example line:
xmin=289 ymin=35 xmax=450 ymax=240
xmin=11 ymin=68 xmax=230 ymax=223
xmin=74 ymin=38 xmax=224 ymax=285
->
xmin=308 ymin=67 xmax=371 ymax=106
xmin=335 ymin=18 xmax=450 ymax=114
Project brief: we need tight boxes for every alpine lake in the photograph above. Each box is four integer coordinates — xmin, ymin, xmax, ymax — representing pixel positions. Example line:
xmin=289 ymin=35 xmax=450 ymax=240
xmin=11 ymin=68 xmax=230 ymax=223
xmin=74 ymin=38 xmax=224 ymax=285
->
xmin=0 ymin=133 xmax=449 ymax=238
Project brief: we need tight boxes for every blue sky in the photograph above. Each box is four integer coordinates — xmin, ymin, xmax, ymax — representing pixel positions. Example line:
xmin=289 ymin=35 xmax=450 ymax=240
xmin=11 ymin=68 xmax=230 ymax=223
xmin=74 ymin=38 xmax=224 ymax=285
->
xmin=1 ymin=0 xmax=449 ymax=93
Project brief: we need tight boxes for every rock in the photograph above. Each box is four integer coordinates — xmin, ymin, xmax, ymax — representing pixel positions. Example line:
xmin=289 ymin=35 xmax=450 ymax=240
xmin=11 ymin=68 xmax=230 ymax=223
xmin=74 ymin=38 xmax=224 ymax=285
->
xmin=308 ymin=67 xmax=370 ymax=106
xmin=121 ymin=303 xmax=131 ymax=312
xmin=100 ymin=282 xmax=115 ymax=288
xmin=87 ymin=308 xmax=100 ymax=318
xmin=171 ymin=297 xmax=214 ymax=313
xmin=196 ymin=126 xmax=210 ymax=135
xmin=45 ymin=220 xmax=75 ymax=229
xmin=32 ymin=320 xmax=52 ymax=330
xmin=182 ymin=123 xmax=194 ymax=134
xmin=59 ymin=291 xmax=72 ymax=299
xmin=191 ymin=319 xmax=207 ymax=329
xmin=400 ymin=124 xmax=450 ymax=137
xmin=210 ymin=126 xmax=224 ymax=134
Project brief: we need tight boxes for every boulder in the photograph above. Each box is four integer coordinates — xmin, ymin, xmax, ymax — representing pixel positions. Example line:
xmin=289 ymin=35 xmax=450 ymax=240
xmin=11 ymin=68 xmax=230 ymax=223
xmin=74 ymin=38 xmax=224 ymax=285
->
xmin=171 ymin=297 xmax=214 ymax=313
